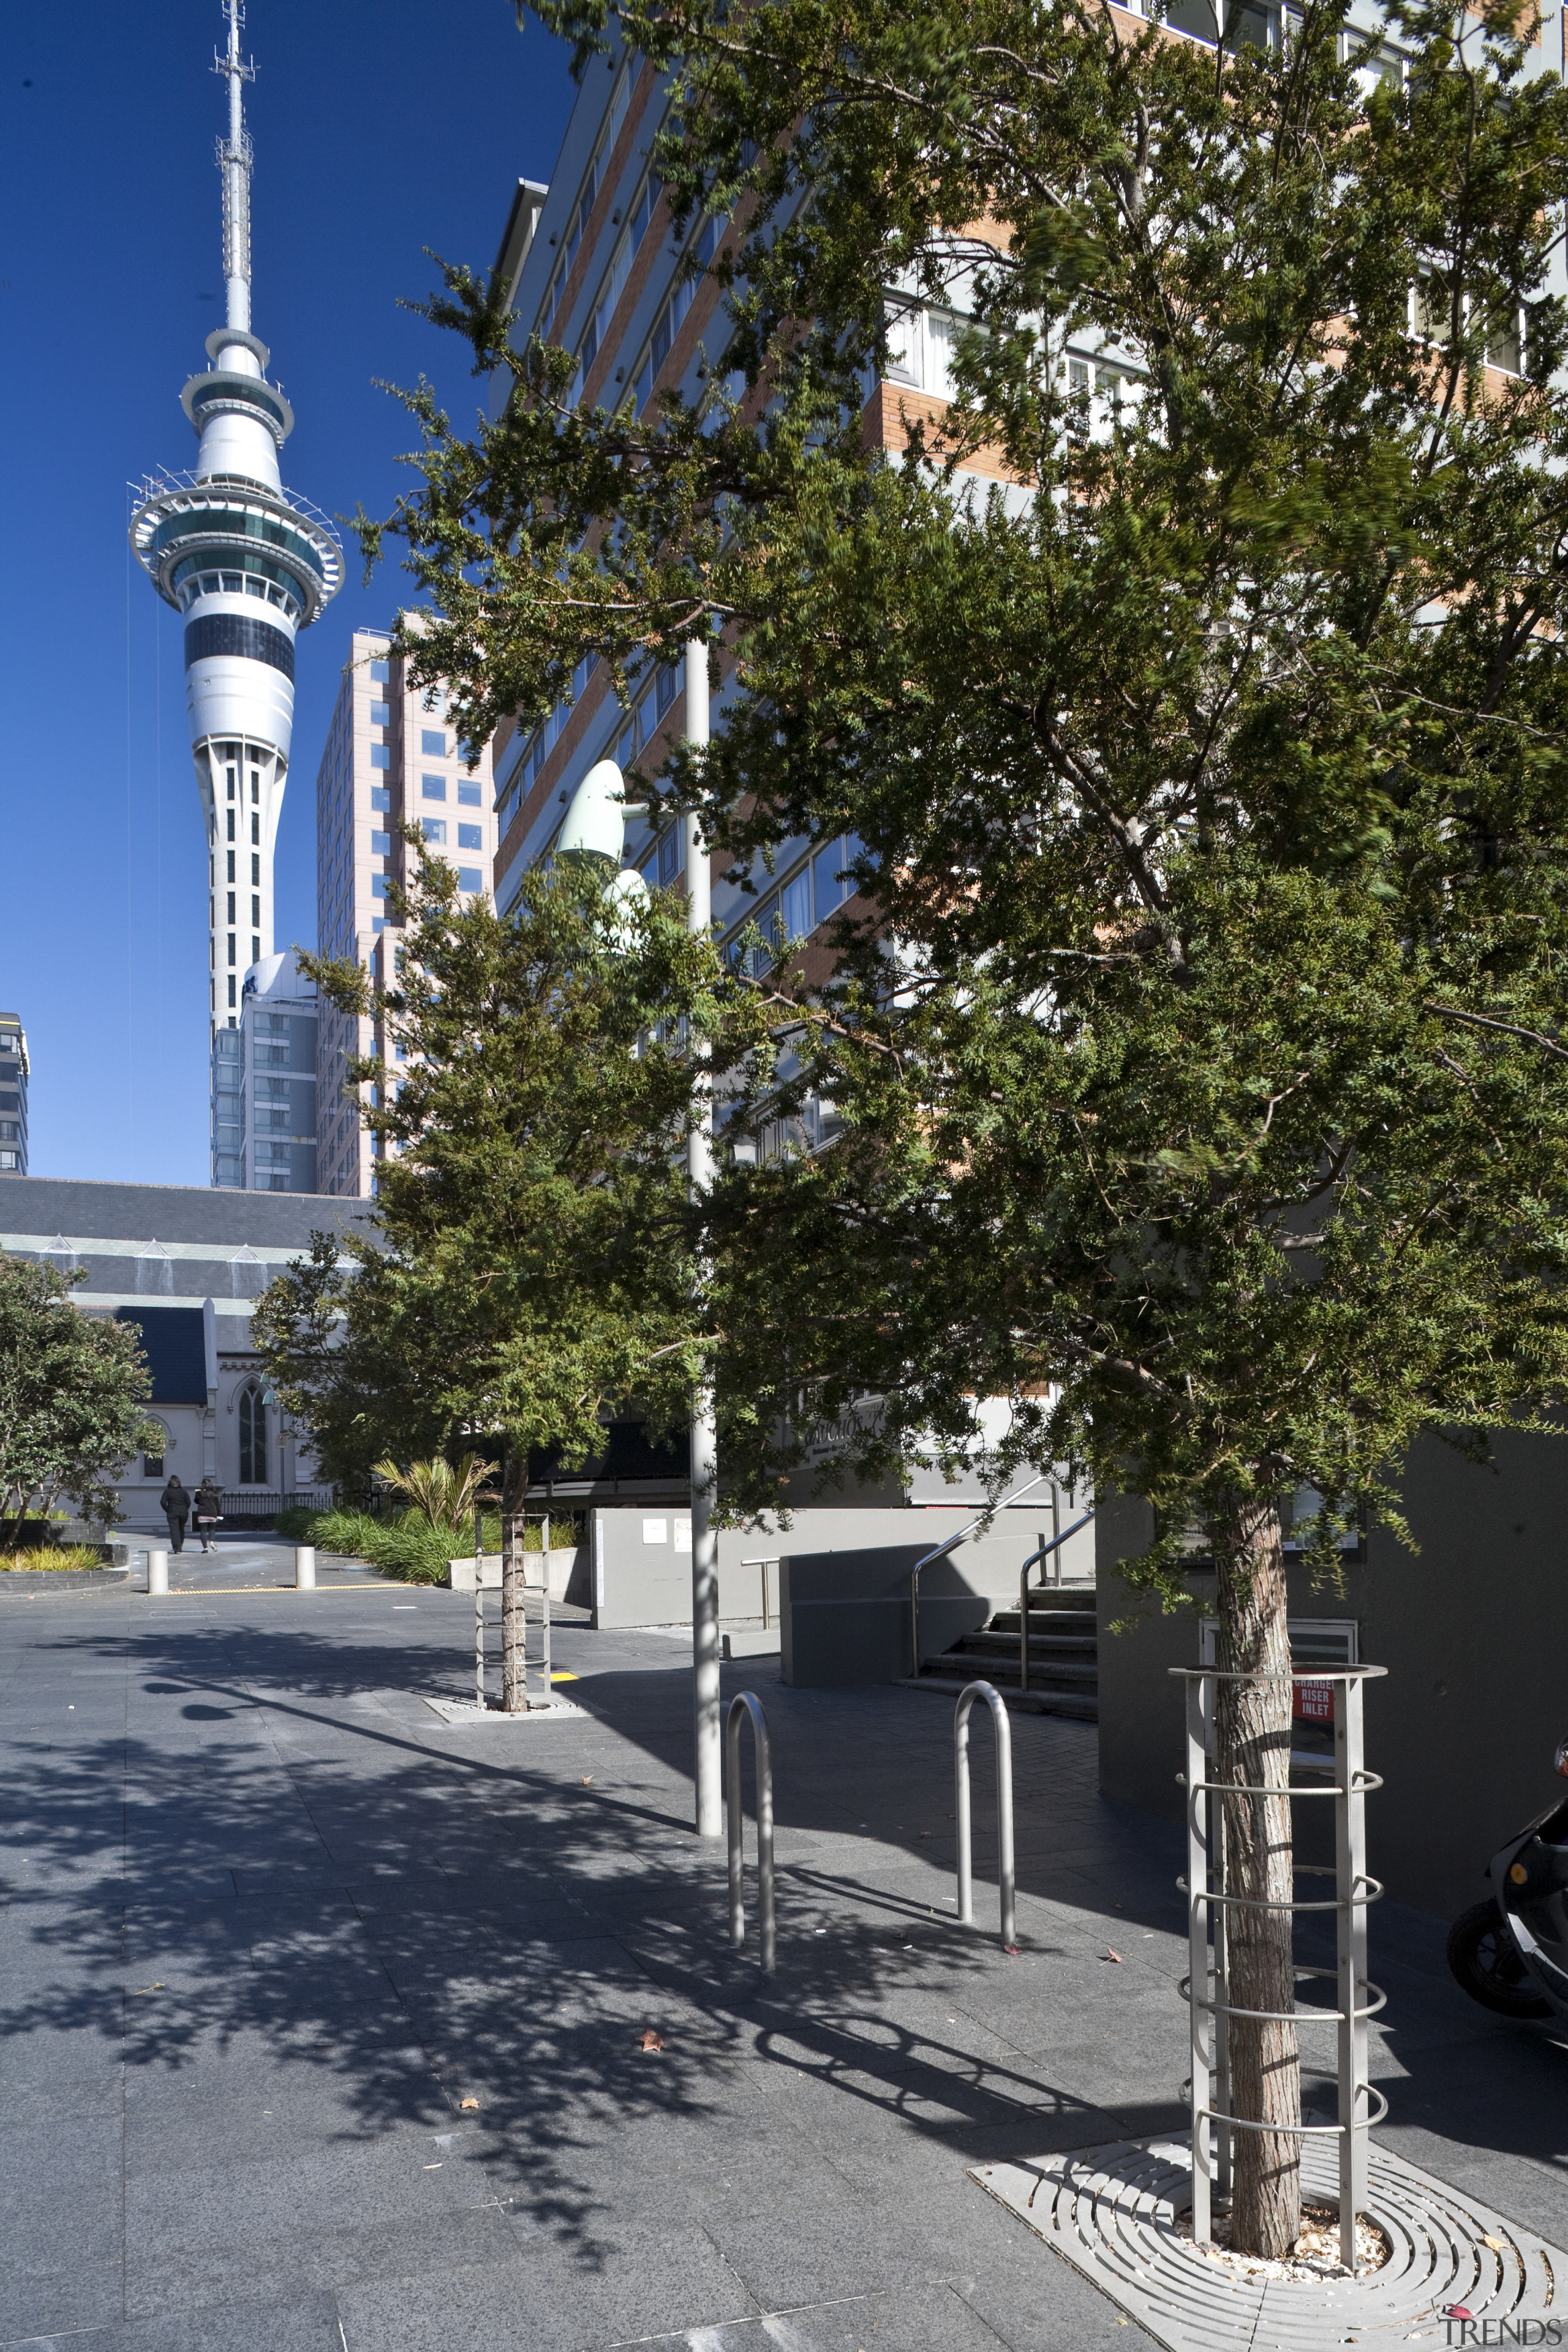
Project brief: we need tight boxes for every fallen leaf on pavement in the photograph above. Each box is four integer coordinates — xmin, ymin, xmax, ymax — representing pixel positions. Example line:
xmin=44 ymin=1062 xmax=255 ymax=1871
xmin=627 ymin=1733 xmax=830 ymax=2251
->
xmin=581 ymin=1775 xmax=593 ymax=1785
xmin=1003 ymin=1944 xmax=1022 ymax=1956
xmin=1106 ymin=1949 xmax=1123 ymax=1963
xmin=638 ymin=2029 xmax=664 ymax=2052
xmin=459 ymin=2097 xmax=480 ymax=2110
xmin=1483 ymin=2237 xmax=1506 ymax=2252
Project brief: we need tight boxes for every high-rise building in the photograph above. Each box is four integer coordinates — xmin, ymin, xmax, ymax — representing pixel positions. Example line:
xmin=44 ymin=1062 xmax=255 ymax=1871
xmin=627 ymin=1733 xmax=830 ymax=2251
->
xmin=315 ymin=630 xmax=497 ymax=1198
xmin=485 ymin=61 xmax=869 ymax=998
xmin=211 ymin=949 xmax=318 ymax=1193
xmin=0 ymin=1014 xmax=29 ymax=1175
xmin=130 ymin=0 xmax=341 ymax=1169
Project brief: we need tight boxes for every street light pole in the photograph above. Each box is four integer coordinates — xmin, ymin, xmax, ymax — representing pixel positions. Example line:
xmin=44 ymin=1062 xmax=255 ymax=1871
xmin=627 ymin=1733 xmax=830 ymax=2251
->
xmin=685 ymin=631 xmax=723 ymax=1839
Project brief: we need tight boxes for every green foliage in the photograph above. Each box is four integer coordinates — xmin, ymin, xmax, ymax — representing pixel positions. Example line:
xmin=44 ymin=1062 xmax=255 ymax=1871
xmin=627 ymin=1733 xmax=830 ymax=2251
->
xmin=0 ymin=1545 xmax=102 ymax=1573
xmin=353 ymin=0 xmax=1568 ymax=1581
xmin=0 ymin=1257 xmax=160 ymax=1545
xmin=287 ymin=1505 xmax=505 ymax=1584
xmin=373 ymin=1453 xmax=494 ymax=1532
xmin=253 ymin=854 xmax=758 ymax=1491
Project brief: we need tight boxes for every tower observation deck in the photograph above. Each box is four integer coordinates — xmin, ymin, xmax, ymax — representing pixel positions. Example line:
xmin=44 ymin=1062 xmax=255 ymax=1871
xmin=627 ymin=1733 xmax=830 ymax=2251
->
xmin=131 ymin=0 xmax=341 ymax=1101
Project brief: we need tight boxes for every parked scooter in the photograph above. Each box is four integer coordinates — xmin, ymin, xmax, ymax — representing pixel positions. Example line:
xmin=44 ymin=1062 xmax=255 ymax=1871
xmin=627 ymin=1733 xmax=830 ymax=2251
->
xmin=1447 ymin=1738 xmax=1568 ymax=2022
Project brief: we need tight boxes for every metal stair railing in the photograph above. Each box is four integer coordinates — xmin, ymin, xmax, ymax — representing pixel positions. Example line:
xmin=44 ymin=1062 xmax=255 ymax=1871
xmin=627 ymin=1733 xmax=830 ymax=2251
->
xmin=954 ymin=1680 xmax=1017 ymax=1948
xmin=1017 ymin=1505 xmax=1096 ymax=1692
xmin=909 ymin=1472 xmax=1049 ymax=1674
xmin=726 ymin=1691 xmax=775 ymax=1973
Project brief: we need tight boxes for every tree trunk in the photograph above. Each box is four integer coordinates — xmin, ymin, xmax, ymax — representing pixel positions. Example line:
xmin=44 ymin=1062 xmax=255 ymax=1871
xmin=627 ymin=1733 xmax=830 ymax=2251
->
xmin=1213 ymin=1494 xmax=1300 ymax=2260
xmin=502 ymin=1452 xmax=529 ymax=1714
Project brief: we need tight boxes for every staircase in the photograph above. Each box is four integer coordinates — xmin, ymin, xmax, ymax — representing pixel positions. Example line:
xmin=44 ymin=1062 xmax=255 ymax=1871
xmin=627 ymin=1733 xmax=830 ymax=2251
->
xmin=906 ymin=1586 xmax=1099 ymax=1721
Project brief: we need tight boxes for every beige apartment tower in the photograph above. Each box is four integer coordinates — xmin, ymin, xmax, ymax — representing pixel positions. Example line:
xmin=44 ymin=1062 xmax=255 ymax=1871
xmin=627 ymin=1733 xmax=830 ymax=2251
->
xmin=315 ymin=630 xmax=496 ymax=1197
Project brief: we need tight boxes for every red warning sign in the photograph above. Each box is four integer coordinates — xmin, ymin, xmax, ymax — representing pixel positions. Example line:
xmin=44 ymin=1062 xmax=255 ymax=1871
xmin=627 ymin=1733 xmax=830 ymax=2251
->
xmin=1292 ymin=1678 xmax=1334 ymax=1724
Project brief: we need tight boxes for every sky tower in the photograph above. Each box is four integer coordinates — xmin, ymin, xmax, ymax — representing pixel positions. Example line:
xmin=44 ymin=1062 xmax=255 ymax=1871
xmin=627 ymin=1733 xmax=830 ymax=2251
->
xmin=131 ymin=1 xmax=341 ymax=1102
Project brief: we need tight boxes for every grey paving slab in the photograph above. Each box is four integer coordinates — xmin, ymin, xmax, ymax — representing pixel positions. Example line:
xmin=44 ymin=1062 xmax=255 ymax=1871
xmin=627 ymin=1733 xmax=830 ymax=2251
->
xmin=1 ymin=1589 xmax=1559 ymax=2352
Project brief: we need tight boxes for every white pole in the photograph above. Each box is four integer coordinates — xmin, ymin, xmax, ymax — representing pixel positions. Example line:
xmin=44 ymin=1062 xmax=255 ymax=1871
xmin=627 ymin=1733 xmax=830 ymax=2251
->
xmin=685 ymin=632 xmax=723 ymax=1840
xmin=294 ymin=1546 xmax=315 ymax=1590
xmin=148 ymin=1548 xmax=169 ymax=1597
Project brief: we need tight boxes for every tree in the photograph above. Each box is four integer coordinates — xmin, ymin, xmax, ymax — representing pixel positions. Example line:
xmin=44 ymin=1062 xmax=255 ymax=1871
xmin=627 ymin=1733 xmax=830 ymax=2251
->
xmin=255 ymin=846 xmax=749 ymax=1707
xmin=0 ymin=1259 xmax=159 ymax=1544
xmin=362 ymin=0 xmax=1568 ymax=2253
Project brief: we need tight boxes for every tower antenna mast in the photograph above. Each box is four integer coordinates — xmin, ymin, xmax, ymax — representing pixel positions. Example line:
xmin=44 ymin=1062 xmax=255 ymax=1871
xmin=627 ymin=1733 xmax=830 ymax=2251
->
xmin=214 ymin=0 xmax=257 ymax=333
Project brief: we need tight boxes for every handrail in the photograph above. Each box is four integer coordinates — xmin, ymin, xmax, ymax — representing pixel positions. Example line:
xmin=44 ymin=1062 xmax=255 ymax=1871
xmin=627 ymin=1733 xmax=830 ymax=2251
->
xmin=740 ymin=1555 xmax=780 ymax=1630
xmin=955 ymin=1681 xmax=1016 ymax=1948
xmin=726 ymin=1691 xmax=775 ymax=1972
xmin=1017 ymin=1509 xmax=1096 ymax=1692
xmin=908 ymin=1471 xmax=1048 ymax=1673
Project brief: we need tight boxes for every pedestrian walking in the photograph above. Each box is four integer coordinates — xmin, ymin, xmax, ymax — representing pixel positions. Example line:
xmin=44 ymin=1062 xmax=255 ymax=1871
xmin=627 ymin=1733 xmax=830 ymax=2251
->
xmin=192 ymin=1475 xmax=224 ymax=1555
xmin=159 ymin=1476 xmax=191 ymax=1555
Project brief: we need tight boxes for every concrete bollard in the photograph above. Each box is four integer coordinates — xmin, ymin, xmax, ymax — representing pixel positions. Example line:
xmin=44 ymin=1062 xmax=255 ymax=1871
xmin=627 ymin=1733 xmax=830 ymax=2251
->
xmin=295 ymin=1546 xmax=316 ymax=1590
xmin=147 ymin=1548 xmax=169 ymax=1596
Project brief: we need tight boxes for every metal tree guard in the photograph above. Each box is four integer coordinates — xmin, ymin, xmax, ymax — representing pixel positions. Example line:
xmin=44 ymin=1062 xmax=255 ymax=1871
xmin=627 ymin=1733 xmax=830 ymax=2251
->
xmin=1175 ymin=1662 xmax=1387 ymax=2272
xmin=954 ymin=1681 xmax=1017 ymax=1947
xmin=726 ymin=1691 xmax=775 ymax=1973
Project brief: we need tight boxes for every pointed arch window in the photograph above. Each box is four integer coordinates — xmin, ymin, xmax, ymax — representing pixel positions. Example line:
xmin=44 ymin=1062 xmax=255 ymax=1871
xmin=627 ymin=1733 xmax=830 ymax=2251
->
xmin=238 ymin=1382 xmax=268 ymax=1485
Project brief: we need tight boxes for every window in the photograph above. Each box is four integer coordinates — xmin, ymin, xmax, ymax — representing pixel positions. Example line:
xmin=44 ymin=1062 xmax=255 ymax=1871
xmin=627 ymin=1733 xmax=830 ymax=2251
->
xmin=370 ymin=786 xmax=391 ymax=812
xmin=458 ymin=868 xmax=484 ymax=894
xmin=458 ymin=823 xmax=483 ymax=851
xmin=657 ymin=826 xmax=684 ymax=886
xmin=238 ymin=1383 xmax=268 ymax=1485
xmin=813 ymin=840 xmax=851 ymax=916
xmin=226 ymin=810 xmax=235 ymax=842
xmin=781 ymin=867 xmax=812 ymax=944
xmin=630 ymin=170 xmax=663 ymax=251
xmin=422 ymin=775 xmax=447 ymax=802
xmin=227 ymin=935 xmax=236 ymax=965
xmin=143 ymin=1434 xmax=167 ymax=1479
xmin=251 ymin=812 xmax=260 ymax=845
xmin=369 ymin=657 xmax=390 ymax=682
xmin=371 ymin=829 xmax=391 ymax=854
xmin=369 ymin=701 xmax=391 ymax=727
xmin=422 ymin=817 xmax=448 ymax=844
xmin=421 ymin=730 xmax=446 ymax=758
xmin=655 ymin=665 xmax=678 ymax=718
xmin=1164 ymin=0 xmax=1272 ymax=45
xmin=372 ymin=876 xmax=391 ymax=898
xmin=226 ymin=851 xmax=235 ymax=883
xmin=458 ymin=782 xmax=481 ymax=807
xmin=227 ymin=892 xmax=236 ymax=923
xmin=371 ymin=745 xmax=390 ymax=770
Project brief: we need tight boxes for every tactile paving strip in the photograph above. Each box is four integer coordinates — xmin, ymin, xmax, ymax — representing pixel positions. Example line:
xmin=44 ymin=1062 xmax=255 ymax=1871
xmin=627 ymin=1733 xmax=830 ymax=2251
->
xmin=971 ymin=2135 xmax=1562 ymax=2350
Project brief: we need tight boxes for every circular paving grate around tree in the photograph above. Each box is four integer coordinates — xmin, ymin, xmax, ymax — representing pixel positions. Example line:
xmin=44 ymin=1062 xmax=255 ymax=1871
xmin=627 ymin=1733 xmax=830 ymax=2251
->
xmin=971 ymin=2135 xmax=1564 ymax=2351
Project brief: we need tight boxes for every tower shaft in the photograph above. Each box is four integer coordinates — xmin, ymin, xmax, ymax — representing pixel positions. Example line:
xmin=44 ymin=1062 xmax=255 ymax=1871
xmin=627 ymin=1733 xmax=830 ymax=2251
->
xmin=131 ymin=1 xmax=341 ymax=1185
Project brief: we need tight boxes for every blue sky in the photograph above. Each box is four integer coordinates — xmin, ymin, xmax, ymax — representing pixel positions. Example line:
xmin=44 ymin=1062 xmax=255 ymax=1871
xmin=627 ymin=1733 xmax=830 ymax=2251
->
xmin=0 ymin=2 xmax=576 ymax=1185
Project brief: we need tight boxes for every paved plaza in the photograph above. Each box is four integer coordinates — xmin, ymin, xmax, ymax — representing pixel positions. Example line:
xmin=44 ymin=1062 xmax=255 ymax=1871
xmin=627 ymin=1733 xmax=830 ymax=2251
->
xmin=1 ymin=1559 xmax=1564 ymax=2350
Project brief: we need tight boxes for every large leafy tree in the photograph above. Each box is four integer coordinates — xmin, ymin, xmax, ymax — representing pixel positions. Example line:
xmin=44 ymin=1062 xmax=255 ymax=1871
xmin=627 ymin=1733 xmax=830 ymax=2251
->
xmin=0 ymin=1259 xmax=159 ymax=1542
xmin=254 ymin=849 xmax=747 ymax=1706
xmin=363 ymin=0 xmax=1568 ymax=2254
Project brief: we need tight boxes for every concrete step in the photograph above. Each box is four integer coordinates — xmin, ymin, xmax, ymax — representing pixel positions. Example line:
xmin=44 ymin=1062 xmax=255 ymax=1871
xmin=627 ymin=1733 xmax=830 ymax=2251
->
xmin=938 ymin=1645 xmax=1098 ymax=1687
xmin=989 ymin=1608 xmax=1096 ymax=1636
xmin=898 ymin=1675 xmax=1099 ymax=1722
xmin=961 ymin=1626 xmax=1097 ymax=1656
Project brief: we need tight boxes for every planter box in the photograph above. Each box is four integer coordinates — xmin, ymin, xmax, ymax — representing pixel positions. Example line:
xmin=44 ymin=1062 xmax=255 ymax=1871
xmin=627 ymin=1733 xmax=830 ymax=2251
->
xmin=448 ymin=1548 xmax=582 ymax=1602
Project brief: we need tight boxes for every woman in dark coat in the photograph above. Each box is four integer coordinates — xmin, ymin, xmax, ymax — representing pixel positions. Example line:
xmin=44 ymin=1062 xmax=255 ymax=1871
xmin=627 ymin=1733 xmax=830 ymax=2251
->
xmin=192 ymin=1476 xmax=223 ymax=1555
xmin=158 ymin=1477 xmax=190 ymax=1555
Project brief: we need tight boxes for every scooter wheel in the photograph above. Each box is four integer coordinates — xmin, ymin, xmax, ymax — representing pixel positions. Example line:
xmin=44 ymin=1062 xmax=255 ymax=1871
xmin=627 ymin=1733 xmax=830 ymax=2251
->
xmin=1446 ymin=1898 xmax=1553 ymax=2019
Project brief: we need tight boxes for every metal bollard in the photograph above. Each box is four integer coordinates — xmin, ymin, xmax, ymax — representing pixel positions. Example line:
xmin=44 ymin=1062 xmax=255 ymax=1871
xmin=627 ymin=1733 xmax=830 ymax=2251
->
xmin=147 ymin=1548 xmax=169 ymax=1596
xmin=726 ymin=1691 xmax=776 ymax=1973
xmin=955 ymin=1681 xmax=1016 ymax=1948
xmin=295 ymin=1547 xmax=315 ymax=1590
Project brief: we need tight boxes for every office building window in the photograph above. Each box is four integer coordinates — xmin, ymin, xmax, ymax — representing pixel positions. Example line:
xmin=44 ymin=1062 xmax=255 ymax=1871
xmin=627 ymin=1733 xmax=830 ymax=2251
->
xmin=458 ymin=868 xmax=483 ymax=893
xmin=251 ymin=896 xmax=260 ymax=926
xmin=458 ymin=824 xmax=482 ymax=851
xmin=252 ymin=935 xmax=260 ymax=963
xmin=371 ymin=745 xmax=390 ymax=769
xmin=421 ymin=818 xmax=447 ymax=844
xmin=227 ymin=934 xmax=236 ymax=965
xmin=370 ymin=657 xmax=390 ymax=682
xmin=458 ymin=782 xmax=481 ymax=807
xmin=421 ymin=731 xmax=446 ymax=758
xmin=227 ymin=892 xmax=236 ymax=923
xmin=372 ymin=876 xmax=390 ymax=898
xmin=369 ymin=701 xmax=391 ymax=727
xmin=227 ymin=977 xmax=236 ymax=1006
xmin=370 ymin=786 xmax=390 ymax=812
xmin=371 ymin=830 xmax=391 ymax=854
xmin=421 ymin=775 xmax=446 ymax=801
xmin=238 ymin=1382 xmax=268 ymax=1484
